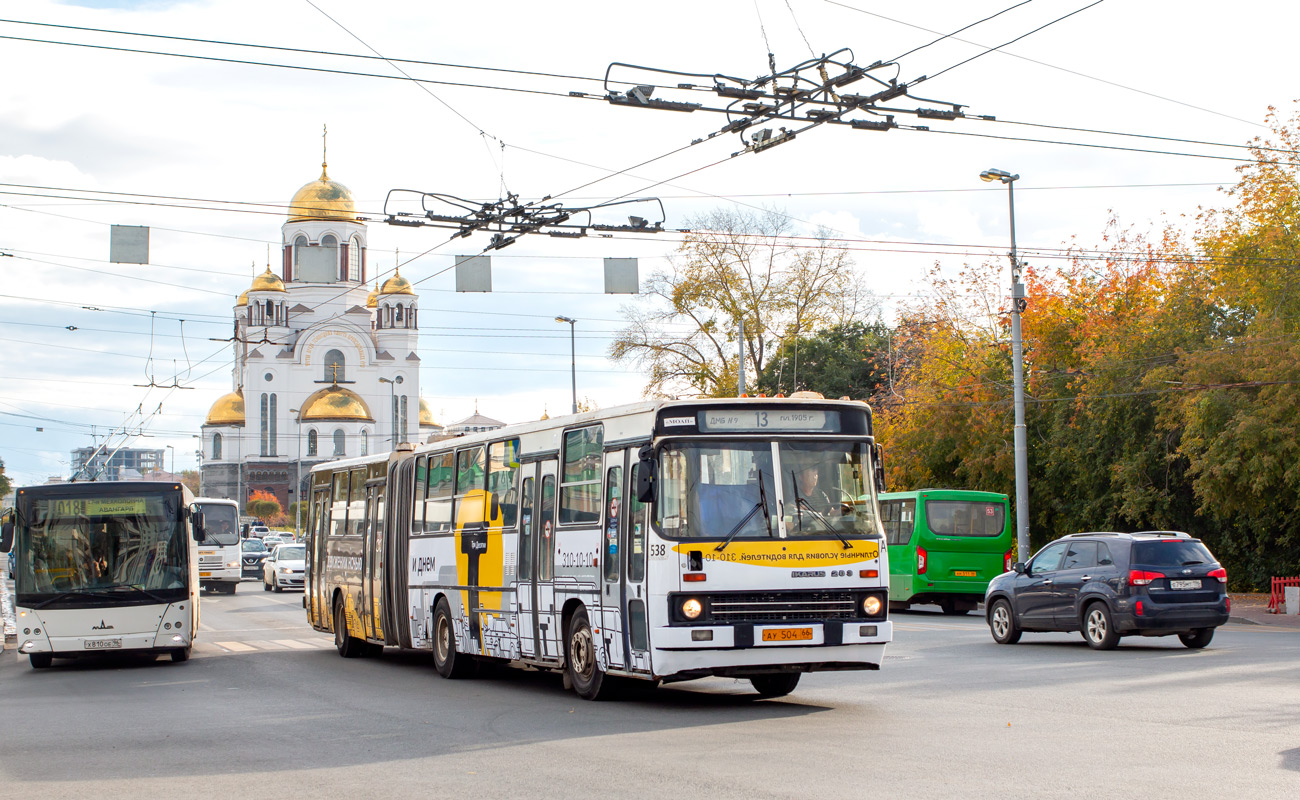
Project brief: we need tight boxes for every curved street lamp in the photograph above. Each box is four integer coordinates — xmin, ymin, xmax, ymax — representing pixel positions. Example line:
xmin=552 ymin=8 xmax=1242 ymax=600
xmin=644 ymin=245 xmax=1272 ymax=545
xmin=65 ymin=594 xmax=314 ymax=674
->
xmin=555 ymin=316 xmax=577 ymax=414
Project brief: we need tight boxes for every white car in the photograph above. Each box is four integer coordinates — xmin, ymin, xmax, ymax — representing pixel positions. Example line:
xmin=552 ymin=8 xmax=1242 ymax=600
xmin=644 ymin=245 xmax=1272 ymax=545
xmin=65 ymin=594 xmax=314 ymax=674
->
xmin=262 ymin=544 xmax=306 ymax=592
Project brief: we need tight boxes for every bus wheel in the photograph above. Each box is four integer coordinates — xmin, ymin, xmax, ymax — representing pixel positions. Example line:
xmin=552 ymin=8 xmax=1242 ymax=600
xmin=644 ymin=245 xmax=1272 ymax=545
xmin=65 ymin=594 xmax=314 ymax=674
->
xmin=750 ymin=673 xmax=800 ymax=697
xmin=333 ymin=596 xmax=365 ymax=658
xmin=989 ymin=599 xmax=1021 ymax=644
xmin=432 ymin=597 xmax=476 ymax=678
xmin=171 ymin=647 xmax=191 ymax=663
xmin=566 ymin=607 xmax=606 ymax=700
xmin=29 ymin=653 xmax=53 ymax=669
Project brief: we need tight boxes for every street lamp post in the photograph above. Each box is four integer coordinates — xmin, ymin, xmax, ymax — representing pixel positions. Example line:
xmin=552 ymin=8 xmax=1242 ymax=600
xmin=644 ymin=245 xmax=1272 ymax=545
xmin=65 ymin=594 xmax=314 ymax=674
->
xmin=166 ymin=445 xmax=174 ymax=477
xmin=290 ymin=408 xmax=302 ymax=540
xmin=981 ymin=167 xmax=1030 ymax=563
xmin=379 ymin=376 xmax=405 ymax=447
xmin=555 ymin=316 xmax=577 ymax=414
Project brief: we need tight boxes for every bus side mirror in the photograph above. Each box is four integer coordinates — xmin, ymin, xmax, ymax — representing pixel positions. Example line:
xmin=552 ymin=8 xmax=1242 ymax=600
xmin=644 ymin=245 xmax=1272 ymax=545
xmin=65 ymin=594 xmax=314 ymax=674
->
xmin=189 ymin=505 xmax=207 ymax=543
xmin=636 ymin=445 xmax=656 ymax=504
xmin=872 ymin=443 xmax=887 ymax=494
xmin=1 ymin=521 xmax=13 ymax=554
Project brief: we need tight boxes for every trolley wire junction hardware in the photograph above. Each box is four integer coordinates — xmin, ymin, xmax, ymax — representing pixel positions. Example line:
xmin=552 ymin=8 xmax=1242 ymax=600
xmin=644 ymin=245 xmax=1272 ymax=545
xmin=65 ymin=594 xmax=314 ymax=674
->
xmin=602 ymin=49 xmax=979 ymax=157
xmin=381 ymin=191 xmax=668 ymax=250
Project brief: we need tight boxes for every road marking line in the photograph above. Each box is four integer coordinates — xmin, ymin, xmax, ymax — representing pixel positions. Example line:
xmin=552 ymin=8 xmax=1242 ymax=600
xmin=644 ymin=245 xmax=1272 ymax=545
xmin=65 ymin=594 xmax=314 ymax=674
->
xmin=214 ymin=641 xmax=256 ymax=652
xmin=274 ymin=639 xmax=315 ymax=649
xmin=250 ymin=640 xmax=288 ymax=650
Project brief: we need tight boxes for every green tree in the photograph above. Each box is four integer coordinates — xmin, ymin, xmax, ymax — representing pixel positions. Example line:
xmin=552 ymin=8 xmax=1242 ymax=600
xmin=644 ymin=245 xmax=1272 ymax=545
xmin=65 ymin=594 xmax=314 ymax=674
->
xmin=611 ymin=207 xmax=870 ymax=397
xmin=756 ymin=321 xmax=893 ymax=399
xmin=0 ymin=457 xmax=12 ymax=500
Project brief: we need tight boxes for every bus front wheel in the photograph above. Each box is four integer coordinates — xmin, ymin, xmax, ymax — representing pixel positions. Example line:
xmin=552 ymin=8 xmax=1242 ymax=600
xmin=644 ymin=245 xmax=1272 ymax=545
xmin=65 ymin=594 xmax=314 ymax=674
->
xmin=566 ymin=607 xmax=606 ymax=700
xmin=170 ymin=647 xmax=191 ymax=663
xmin=29 ymin=653 xmax=52 ymax=669
xmin=750 ymin=673 xmax=800 ymax=697
xmin=432 ymin=597 xmax=476 ymax=678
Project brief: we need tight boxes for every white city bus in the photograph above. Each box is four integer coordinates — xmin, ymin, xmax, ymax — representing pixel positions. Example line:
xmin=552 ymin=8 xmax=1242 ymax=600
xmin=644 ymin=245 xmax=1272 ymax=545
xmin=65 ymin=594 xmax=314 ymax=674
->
xmin=306 ymin=396 xmax=891 ymax=699
xmin=194 ymin=497 xmax=242 ymax=594
xmin=3 ymin=481 xmax=203 ymax=668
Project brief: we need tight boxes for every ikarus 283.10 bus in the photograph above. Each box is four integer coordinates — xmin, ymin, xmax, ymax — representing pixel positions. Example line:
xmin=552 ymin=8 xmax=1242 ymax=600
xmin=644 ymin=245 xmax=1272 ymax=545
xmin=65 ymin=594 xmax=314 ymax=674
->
xmin=3 ymin=481 xmax=205 ymax=668
xmin=305 ymin=396 xmax=892 ymax=699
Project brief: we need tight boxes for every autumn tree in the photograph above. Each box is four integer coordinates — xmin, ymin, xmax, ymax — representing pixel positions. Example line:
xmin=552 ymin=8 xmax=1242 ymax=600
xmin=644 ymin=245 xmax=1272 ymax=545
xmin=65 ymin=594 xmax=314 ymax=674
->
xmin=245 ymin=490 xmax=281 ymax=521
xmin=610 ymin=207 xmax=872 ymax=397
xmin=0 ymin=457 xmax=11 ymax=500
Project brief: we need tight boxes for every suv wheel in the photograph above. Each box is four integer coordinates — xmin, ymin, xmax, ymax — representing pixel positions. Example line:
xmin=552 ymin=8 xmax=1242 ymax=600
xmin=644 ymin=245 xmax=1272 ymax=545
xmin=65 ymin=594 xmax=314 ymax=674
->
xmin=1178 ymin=628 xmax=1214 ymax=649
xmin=989 ymin=599 xmax=1021 ymax=644
xmin=1082 ymin=602 xmax=1120 ymax=650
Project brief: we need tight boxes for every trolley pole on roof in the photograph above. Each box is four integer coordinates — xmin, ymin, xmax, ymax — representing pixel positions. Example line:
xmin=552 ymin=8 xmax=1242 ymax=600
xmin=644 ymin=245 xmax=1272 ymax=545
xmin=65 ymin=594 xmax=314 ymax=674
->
xmin=981 ymin=167 xmax=1031 ymax=562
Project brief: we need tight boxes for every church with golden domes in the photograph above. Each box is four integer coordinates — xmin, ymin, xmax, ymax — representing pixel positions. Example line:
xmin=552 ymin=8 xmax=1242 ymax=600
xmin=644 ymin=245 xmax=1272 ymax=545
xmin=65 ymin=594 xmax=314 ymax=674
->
xmin=200 ymin=153 xmax=441 ymax=514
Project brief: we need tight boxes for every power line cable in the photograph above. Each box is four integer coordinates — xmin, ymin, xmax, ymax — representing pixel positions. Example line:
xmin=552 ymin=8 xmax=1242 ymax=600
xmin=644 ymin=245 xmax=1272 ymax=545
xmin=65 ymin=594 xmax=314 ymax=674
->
xmin=921 ymin=0 xmax=1107 ymax=83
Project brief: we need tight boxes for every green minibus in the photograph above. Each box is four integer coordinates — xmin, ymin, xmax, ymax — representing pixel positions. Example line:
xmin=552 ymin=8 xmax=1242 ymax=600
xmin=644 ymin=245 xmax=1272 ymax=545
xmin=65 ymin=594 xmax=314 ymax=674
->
xmin=879 ymin=489 xmax=1013 ymax=615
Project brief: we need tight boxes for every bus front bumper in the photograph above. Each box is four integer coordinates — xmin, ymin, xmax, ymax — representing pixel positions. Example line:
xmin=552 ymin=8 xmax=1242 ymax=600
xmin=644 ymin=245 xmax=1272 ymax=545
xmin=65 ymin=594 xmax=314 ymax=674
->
xmin=650 ymin=620 xmax=891 ymax=680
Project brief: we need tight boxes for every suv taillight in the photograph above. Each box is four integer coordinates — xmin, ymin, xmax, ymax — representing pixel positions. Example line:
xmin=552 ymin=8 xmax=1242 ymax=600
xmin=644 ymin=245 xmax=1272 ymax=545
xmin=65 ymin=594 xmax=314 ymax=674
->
xmin=1128 ymin=569 xmax=1162 ymax=586
xmin=917 ymin=545 xmax=928 ymax=575
xmin=1208 ymin=568 xmax=1227 ymax=584
xmin=1004 ymin=550 xmax=1013 ymax=572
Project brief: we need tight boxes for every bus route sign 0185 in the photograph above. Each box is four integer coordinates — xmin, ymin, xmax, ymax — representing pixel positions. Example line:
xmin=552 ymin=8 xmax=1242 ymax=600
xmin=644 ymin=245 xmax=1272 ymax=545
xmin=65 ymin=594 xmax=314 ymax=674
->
xmin=699 ymin=409 xmax=839 ymax=433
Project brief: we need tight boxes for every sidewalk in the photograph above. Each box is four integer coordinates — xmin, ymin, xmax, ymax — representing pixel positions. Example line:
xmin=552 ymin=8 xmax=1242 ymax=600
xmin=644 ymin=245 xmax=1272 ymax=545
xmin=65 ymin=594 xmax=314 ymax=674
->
xmin=1228 ymin=593 xmax=1300 ymax=628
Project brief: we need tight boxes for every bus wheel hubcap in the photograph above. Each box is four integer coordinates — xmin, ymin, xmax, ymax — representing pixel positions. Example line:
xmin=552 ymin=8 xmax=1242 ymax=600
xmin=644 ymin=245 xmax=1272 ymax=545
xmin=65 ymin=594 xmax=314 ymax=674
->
xmin=437 ymin=618 xmax=449 ymax=661
xmin=571 ymin=628 xmax=593 ymax=678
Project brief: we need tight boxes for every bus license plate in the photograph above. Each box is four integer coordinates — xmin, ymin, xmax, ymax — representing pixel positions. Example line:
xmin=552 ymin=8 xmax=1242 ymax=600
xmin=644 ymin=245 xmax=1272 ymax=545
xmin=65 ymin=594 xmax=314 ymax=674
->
xmin=1170 ymin=579 xmax=1201 ymax=590
xmin=85 ymin=638 xmax=122 ymax=649
xmin=954 ymin=570 xmax=977 ymax=577
xmin=200 ymin=572 xmax=211 ymax=577
xmin=762 ymin=627 xmax=813 ymax=642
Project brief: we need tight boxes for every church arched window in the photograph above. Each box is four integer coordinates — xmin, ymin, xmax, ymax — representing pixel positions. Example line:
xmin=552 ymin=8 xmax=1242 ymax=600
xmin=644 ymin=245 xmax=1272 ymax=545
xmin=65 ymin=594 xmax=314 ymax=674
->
xmin=395 ymin=305 xmax=403 ymax=322
xmin=307 ymin=429 xmax=318 ymax=457
xmin=324 ymin=349 xmax=345 ymax=383
xmin=333 ymin=429 xmax=346 ymax=457
xmin=360 ymin=429 xmax=369 ymax=456
xmin=349 ymin=236 xmax=362 ymax=281
xmin=212 ymin=433 xmax=222 ymax=460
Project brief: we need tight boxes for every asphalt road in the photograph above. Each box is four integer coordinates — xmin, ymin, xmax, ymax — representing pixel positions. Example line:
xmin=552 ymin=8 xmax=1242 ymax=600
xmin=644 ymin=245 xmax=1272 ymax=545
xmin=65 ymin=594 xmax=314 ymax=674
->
xmin=2 ymin=581 xmax=1297 ymax=799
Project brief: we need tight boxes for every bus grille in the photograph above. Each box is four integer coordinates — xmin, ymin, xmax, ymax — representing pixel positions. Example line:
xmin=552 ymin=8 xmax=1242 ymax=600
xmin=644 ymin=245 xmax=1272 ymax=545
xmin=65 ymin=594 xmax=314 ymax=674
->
xmin=708 ymin=591 xmax=860 ymax=622
xmin=199 ymin=555 xmax=224 ymax=566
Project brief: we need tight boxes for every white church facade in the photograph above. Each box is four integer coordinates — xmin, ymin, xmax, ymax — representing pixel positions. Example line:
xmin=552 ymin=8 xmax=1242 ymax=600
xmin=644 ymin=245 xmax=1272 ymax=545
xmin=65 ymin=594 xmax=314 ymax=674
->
xmin=200 ymin=156 xmax=441 ymax=512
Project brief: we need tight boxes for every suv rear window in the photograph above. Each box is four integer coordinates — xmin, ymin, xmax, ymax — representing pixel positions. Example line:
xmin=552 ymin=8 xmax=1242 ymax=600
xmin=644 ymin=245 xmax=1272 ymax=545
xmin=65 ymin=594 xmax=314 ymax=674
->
xmin=925 ymin=501 xmax=1005 ymax=537
xmin=1132 ymin=540 xmax=1215 ymax=567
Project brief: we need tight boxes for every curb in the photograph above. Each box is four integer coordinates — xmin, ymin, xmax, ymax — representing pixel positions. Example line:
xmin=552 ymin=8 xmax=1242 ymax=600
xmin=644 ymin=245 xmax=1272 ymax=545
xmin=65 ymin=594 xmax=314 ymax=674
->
xmin=1229 ymin=616 xmax=1260 ymax=626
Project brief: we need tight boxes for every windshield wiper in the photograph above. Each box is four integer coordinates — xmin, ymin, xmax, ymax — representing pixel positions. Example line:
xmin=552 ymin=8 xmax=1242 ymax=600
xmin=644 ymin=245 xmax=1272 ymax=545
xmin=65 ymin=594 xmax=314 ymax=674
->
xmin=789 ymin=470 xmax=854 ymax=550
xmin=30 ymin=588 xmax=122 ymax=609
xmin=99 ymin=583 xmax=170 ymax=604
xmin=715 ymin=472 xmax=774 ymax=553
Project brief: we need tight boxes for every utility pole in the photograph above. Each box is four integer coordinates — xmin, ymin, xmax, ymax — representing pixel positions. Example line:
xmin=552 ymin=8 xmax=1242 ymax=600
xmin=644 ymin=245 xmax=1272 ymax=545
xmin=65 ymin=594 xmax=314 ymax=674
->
xmin=737 ymin=319 xmax=746 ymax=396
xmin=981 ymin=168 xmax=1031 ymax=562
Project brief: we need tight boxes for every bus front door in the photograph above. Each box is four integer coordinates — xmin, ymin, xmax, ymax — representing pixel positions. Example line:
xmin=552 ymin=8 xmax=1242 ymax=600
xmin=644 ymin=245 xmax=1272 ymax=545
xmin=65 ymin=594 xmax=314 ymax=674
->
xmin=309 ymin=488 xmax=330 ymax=627
xmin=599 ymin=452 xmax=626 ymax=670
xmin=622 ymin=461 xmax=652 ymax=673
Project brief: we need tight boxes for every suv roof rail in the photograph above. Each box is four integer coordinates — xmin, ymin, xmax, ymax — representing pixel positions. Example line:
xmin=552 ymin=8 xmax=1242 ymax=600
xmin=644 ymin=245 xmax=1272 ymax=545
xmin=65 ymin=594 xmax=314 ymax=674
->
xmin=1132 ymin=530 xmax=1192 ymax=539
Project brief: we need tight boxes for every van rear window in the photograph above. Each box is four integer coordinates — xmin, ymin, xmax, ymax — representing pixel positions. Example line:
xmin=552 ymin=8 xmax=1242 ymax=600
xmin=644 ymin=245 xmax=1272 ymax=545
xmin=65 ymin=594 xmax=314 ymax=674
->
xmin=924 ymin=501 xmax=1005 ymax=537
xmin=1132 ymin=540 xmax=1215 ymax=567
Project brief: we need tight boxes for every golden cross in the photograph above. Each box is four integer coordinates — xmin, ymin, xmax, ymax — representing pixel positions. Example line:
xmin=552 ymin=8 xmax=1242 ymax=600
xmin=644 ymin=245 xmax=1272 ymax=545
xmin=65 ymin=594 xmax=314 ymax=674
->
xmin=329 ymin=363 xmax=341 ymax=383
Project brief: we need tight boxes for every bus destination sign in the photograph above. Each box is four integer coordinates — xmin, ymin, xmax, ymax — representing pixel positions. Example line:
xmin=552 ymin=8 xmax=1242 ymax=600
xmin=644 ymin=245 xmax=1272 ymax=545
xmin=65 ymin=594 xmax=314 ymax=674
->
xmin=40 ymin=497 xmax=148 ymax=518
xmin=700 ymin=409 xmax=838 ymax=432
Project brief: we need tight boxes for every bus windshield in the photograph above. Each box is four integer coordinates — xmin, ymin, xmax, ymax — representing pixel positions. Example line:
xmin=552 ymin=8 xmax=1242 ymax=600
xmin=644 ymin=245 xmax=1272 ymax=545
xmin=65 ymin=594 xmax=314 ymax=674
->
xmin=197 ymin=502 xmax=240 ymax=546
xmin=15 ymin=493 xmax=188 ymax=602
xmin=658 ymin=440 xmax=879 ymax=540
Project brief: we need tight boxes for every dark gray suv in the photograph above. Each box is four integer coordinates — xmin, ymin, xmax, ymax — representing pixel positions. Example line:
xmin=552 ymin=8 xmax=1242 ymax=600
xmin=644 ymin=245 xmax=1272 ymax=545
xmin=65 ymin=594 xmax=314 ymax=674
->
xmin=985 ymin=532 xmax=1230 ymax=650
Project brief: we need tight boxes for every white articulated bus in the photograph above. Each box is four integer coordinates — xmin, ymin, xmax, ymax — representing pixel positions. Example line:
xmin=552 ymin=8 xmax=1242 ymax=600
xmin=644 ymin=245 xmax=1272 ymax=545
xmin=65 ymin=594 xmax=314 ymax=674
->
xmin=3 ymin=481 xmax=203 ymax=668
xmin=194 ymin=497 xmax=242 ymax=594
xmin=306 ymin=397 xmax=891 ymax=699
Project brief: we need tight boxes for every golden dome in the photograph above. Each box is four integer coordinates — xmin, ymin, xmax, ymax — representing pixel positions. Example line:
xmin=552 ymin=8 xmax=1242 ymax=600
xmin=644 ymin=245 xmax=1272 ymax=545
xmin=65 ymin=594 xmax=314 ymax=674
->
xmin=300 ymin=385 xmax=373 ymax=422
xmin=236 ymin=290 xmax=248 ymax=307
xmin=380 ymin=268 xmax=414 ymax=296
xmin=205 ymin=391 xmax=245 ymax=426
xmin=249 ymin=267 xmax=286 ymax=293
xmin=419 ymin=397 xmax=437 ymax=427
xmin=366 ymin=281 xmax=379 ymax=308
xmin=288 ymin=164 xmax=357 ymax=223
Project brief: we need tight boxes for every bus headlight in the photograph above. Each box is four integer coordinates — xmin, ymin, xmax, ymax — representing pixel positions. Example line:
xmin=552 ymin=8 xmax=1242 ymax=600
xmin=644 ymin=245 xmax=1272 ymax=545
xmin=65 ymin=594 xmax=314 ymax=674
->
xmin=681 ymin=598 xmax=703 ymax=620
xmin=227 ymin=561 xmax=239 ymax=568
xmin=863 ymin=595 xmax=883 ymax=616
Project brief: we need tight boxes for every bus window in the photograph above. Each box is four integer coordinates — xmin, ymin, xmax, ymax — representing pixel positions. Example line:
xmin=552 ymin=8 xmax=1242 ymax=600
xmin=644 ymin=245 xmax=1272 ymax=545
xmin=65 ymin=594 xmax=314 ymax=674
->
xmin=454 ymin=446 xmax=486 ymax=525
xmin=348 ymin=468 xmax=366 ymax=537
xmin=560 ymin=426 xmax=603 ymax=524
xmin=628 ymin=465 xmax=646 ymax=583
xmin=413 ymin=456 xmax=428 ymax=534
xmin=925 ymin=500 xmax=1004 ymax=537
xmin=604 ymin=466 xmax=622 ymax=583
xmin=488 ymin=439 xmax=521 ymax=528
xmin=330 ymin=472 xmax=348 ymax=537
xmin=882 ymin=499 xmax=916 ymax=545
xmin=427 ymin=452 xmax=454 ymax=533
xmin=519 ymin=476 xmax=534 ymax=581
xmin=539 ymin=475 xmax=556 ymax=581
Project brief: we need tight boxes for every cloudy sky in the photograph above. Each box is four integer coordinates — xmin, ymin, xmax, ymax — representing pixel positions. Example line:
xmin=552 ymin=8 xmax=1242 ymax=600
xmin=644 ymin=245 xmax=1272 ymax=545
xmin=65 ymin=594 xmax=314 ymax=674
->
xmin=1 ymin=0 xmax=1294 ymax=485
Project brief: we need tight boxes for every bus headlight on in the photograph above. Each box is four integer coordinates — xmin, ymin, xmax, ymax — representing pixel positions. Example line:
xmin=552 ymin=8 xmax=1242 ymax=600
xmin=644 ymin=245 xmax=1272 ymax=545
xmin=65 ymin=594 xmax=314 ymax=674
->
xmin=227 ymin=561 xmax=239 ymax=568
xmin=681 ymin=598 xmax=703 ymax=620
xmin=862 ymin=595 xmax=883 ymax=616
